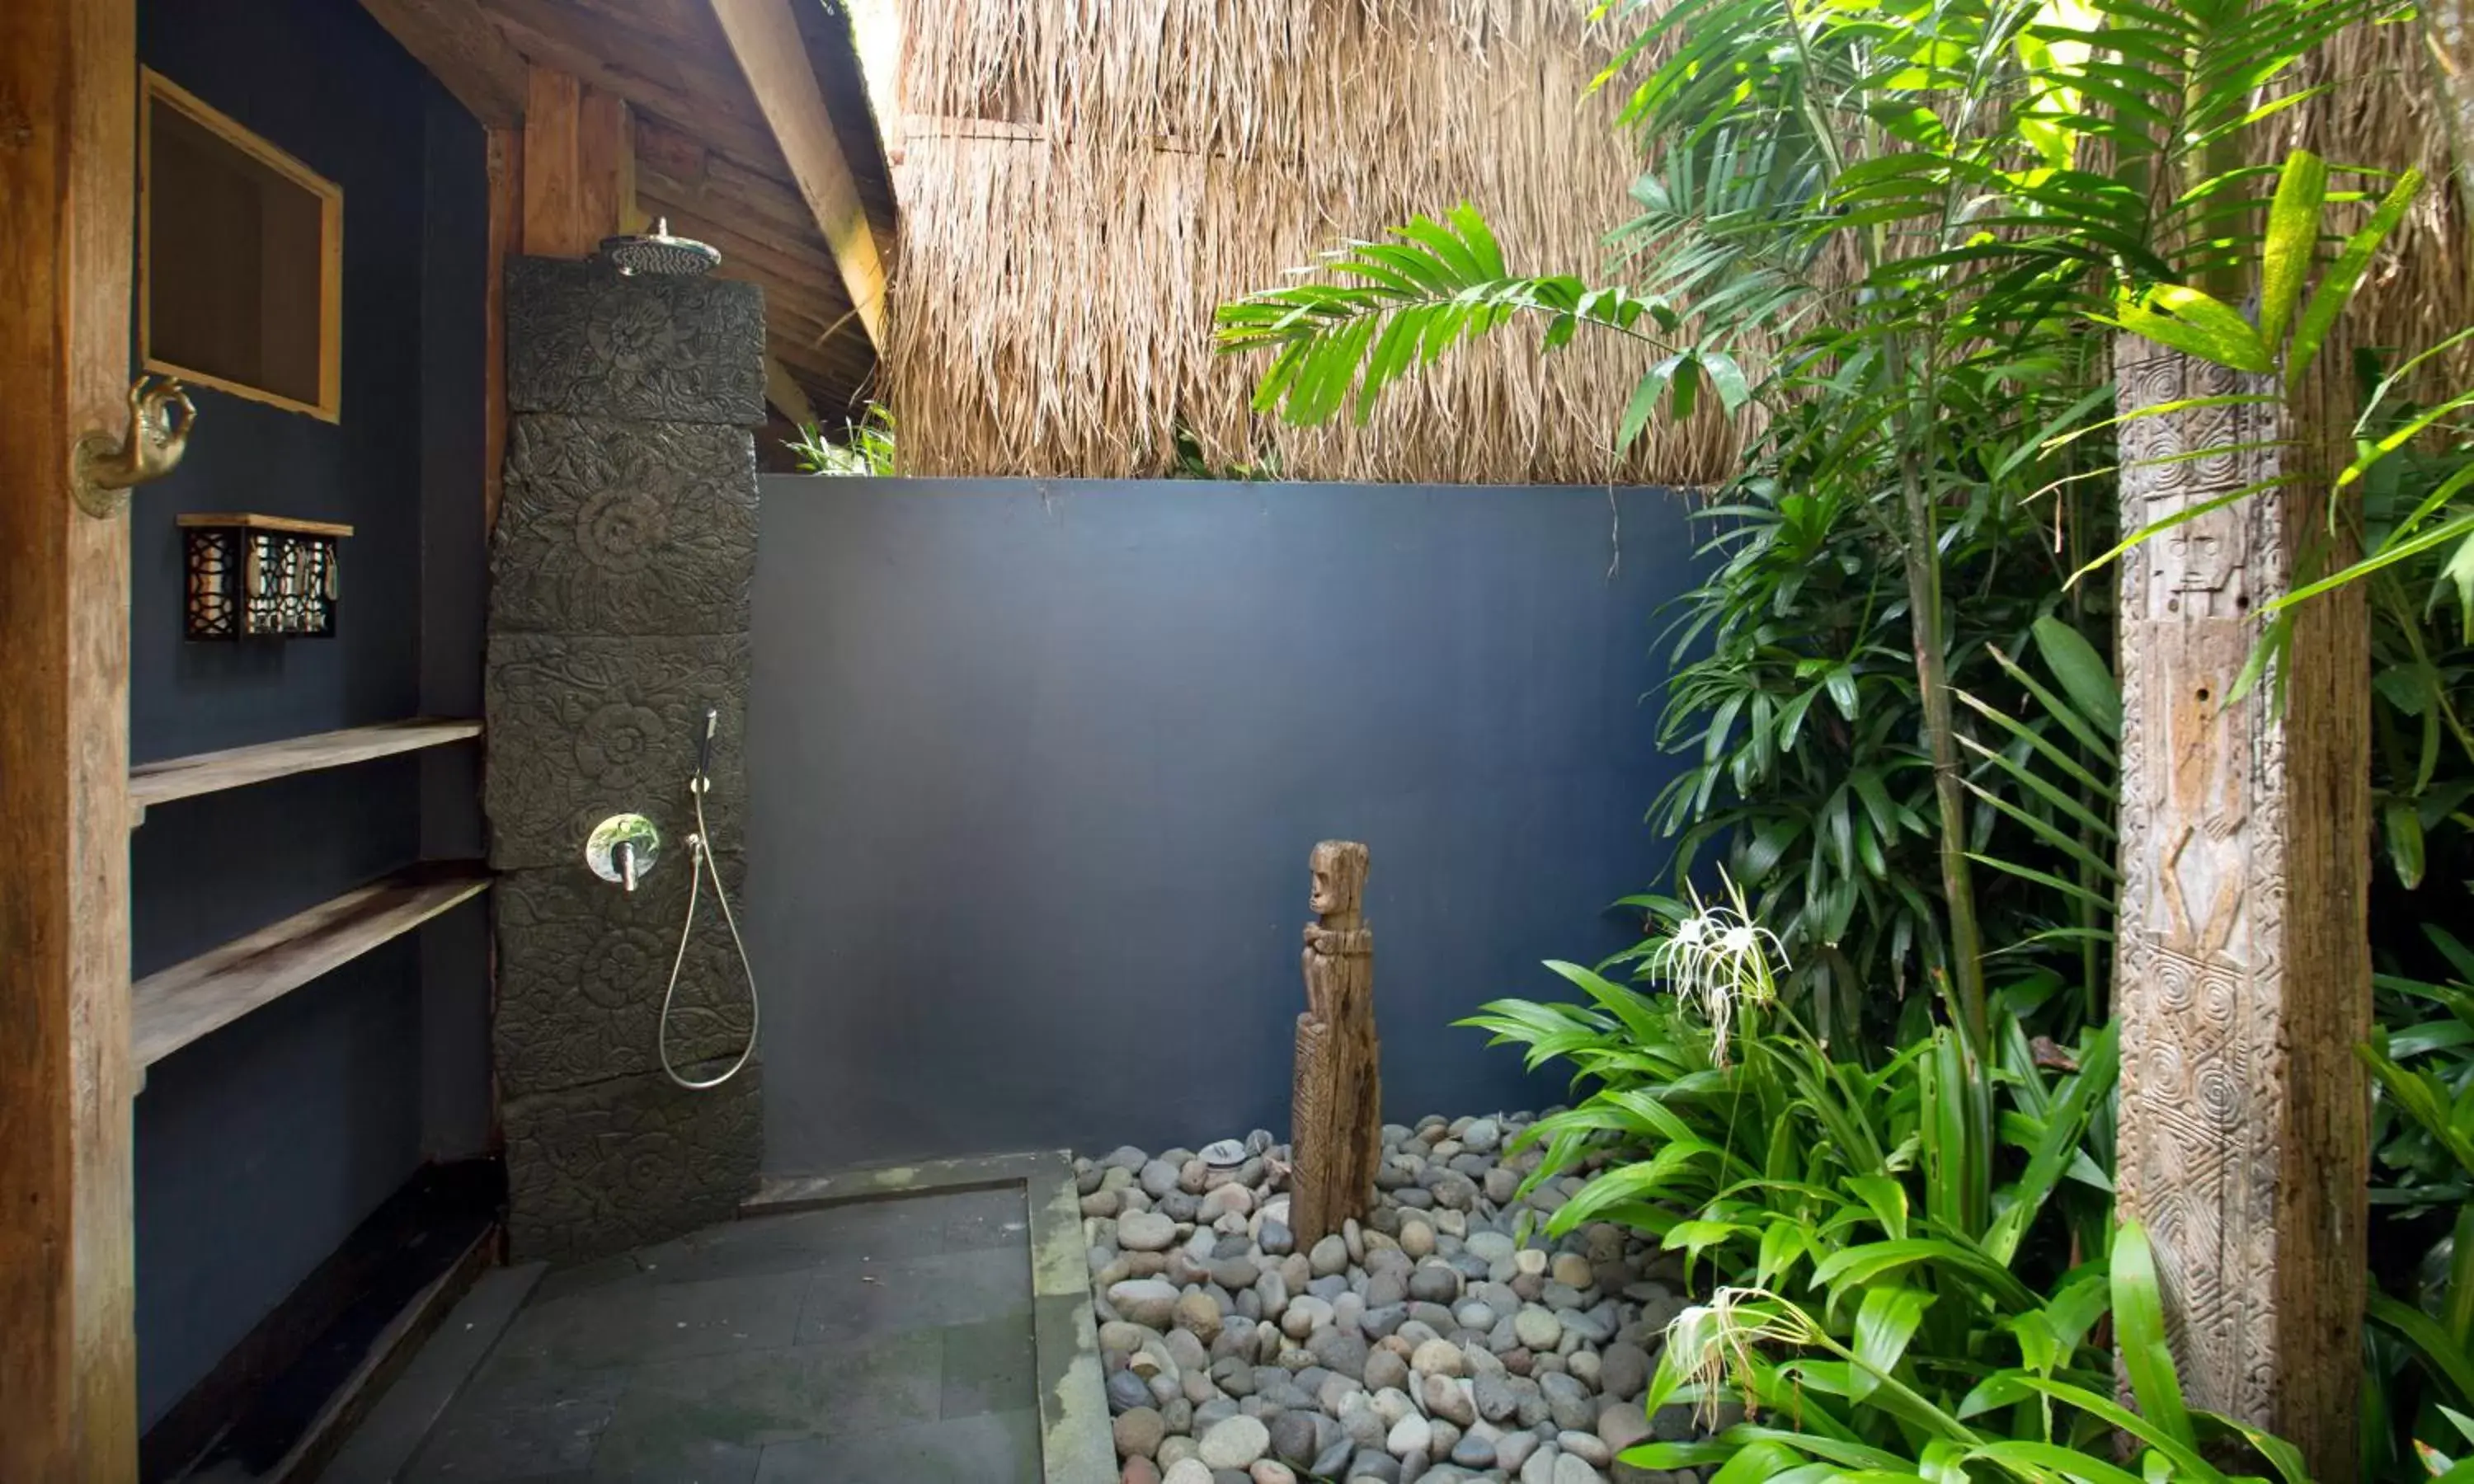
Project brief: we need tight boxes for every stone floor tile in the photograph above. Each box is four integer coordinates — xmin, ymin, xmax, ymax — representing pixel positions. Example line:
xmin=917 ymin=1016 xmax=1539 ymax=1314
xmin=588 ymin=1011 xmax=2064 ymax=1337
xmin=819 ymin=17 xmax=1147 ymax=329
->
xmin=937 ymin=1313 xmax=1037 ymax=1421
xmin=797 ymin=1247 xmax=1030 ymax=1345
xmin=936 ymin=1186 xmax=1032 ymax=1253
xmin=806 ymin=1328 xmax=944 ymax=1437
xmin=402 ymin=1358 xmax=631 ymax=1482
xmin=632 ymin=1271 xmax=807 ymax=1364
xmin=751 ymin=1408 xmax=1042 ymax=1484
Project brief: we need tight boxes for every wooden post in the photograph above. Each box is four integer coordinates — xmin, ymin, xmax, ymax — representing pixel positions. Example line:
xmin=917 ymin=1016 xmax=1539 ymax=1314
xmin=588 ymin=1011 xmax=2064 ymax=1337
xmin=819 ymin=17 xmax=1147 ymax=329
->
xmin=1290 ymin=841 xmax=1380 ymax=1245
xmin=483 ymin=123 xmax=521 ymax=536
xmin=0 ymin=0 xmax=141 ymax=1473
xmin=520 ymin=67 xmax=631 ymax=259
xmin=2111 ymin=344 xmax=2370 ymax=1478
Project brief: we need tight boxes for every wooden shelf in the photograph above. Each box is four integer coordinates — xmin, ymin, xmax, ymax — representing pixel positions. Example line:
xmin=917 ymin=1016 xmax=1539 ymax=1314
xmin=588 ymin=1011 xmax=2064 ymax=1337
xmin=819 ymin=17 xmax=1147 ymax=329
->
xmin=130 ymin=718 xmax=482 ymax=815
xmin=132 ymin=863 xmax=492 ymax=1070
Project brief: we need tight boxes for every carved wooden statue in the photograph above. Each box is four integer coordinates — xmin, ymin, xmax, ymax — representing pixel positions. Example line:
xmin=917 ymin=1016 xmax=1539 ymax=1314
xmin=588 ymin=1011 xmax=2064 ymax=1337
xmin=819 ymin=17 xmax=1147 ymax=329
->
xmin=1290 ymin=840 xmax=1380 ymax=1245
xmin=2111 ymin=344 xmax=2368 ymax=1476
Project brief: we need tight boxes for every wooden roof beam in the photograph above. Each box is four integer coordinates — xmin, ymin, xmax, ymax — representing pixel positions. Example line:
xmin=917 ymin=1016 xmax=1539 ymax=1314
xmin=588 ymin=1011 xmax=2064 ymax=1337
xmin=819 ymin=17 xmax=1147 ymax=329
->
xmin=705 ymin=0 xmax=888 ymax=350
xmin=357 ymin=0 xmax=529 ymax=126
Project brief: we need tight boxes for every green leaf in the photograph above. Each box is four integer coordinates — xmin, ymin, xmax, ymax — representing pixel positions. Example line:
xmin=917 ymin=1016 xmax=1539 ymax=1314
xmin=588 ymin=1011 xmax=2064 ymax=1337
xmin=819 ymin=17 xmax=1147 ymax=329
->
xmin=2289 ymin=168 xmax=2425 ymax=387
xmin=2256 ymin=149 xmax=2327 ymax=351
xmin=2386 ymin=799 xmax=2428 ymax=889
xmin=2030 ymin=616 xmax=2123 ymax=739
xmin=1849 ymin=1285 xmax=1933 ymax=1402
xmin=2112 ymin=1219 xmax=2195 ymax=1446
xmin=2370 ymin=1289 xmax=2474 ymax=1408
xmin=2097 ymin=286 xmax=2273 ymax=374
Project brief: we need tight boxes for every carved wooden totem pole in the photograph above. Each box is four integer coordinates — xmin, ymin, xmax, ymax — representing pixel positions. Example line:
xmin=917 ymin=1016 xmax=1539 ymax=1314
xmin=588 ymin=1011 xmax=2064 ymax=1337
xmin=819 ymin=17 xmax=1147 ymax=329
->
xmin=1290 ymin=840 xmax=1380 ymax=1245
xmin=2112 ymin=344 xmax=2369 ymax=1477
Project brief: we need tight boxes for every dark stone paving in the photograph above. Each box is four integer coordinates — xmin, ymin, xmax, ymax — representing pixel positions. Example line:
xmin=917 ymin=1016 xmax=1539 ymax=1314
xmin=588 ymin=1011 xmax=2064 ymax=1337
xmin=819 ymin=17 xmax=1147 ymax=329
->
xmin=398 ymin=1187 xmax=1042 ymax=1483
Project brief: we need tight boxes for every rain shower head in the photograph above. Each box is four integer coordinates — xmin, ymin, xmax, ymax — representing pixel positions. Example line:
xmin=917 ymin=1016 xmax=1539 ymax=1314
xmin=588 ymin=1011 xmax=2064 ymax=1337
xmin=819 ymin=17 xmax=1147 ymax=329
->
xmin=599 ymin=218 xmax=721 ymax=277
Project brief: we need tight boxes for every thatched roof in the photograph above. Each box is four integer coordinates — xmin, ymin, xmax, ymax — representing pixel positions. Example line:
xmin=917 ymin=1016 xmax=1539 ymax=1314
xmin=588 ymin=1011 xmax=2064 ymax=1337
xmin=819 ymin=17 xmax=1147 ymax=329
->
xmin=886 ymin=0 xmax=1729 ymax=483
xmin=884 ymin=3 xmax=2464 ymax=485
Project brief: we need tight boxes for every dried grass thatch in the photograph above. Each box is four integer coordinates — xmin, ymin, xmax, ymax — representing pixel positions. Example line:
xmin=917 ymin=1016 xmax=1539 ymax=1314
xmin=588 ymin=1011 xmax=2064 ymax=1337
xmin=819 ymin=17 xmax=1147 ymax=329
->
xmin=886 ymin=0 xmax=1736 ymax=483
xmin=2288 ymin=23 xmax=2470 ymax=373
xmin=885 ymin=1 xmax=2470 ymax=484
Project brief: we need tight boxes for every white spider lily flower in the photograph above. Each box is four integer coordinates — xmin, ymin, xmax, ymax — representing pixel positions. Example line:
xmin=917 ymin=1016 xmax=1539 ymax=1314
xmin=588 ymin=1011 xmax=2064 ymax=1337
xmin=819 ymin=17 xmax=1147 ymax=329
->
xmin=1659 ymin=1285 xmax=1819 ymax=1425
xmin=1648 ymin=872 xmax=1786 ymax=1066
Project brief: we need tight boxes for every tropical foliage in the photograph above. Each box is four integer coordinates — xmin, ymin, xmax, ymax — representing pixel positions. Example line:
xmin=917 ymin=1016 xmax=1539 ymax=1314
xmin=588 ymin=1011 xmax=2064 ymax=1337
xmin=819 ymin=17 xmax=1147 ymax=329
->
xmin=1215 ymin=0 xmax=2474 ymax=1471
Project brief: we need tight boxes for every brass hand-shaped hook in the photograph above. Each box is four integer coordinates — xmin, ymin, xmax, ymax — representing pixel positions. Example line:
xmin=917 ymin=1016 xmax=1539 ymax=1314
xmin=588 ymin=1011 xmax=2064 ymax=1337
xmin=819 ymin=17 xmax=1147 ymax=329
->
xmin=72 ymin=374 xmax=197 ymax=519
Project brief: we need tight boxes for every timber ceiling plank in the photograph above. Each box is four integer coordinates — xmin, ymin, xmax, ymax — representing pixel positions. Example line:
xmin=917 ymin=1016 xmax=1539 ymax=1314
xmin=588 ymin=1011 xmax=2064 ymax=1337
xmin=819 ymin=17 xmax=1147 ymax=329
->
xmin=705 ymin=0 xmax=889 ymax=350
xmin=360 ymin=0 xmax=529 ymax=125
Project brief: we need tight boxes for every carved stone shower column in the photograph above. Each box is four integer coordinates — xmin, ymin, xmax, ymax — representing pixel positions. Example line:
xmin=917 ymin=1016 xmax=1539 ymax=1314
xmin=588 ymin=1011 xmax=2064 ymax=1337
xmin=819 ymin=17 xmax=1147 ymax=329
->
xmin=2110 ymin=344 xmax=2369 ymax=1477
xmin=1290 ymin=841 xmax=1380 ymax=1245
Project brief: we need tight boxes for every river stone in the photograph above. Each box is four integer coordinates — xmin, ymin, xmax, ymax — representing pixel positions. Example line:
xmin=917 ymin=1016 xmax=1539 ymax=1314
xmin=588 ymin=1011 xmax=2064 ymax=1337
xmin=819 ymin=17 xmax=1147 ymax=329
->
xmin=1550 ymin=1253 xmax=1594 ymax=1289
xmin=1213 ymin=1256 xmax=1263 ymax=1290
xmin=1451 ymin=1430 xmax=1498 ymax=1468
xmin=1558 ymin=1431 xmax=1611 ymax=1466
xmin=1599 ymin=1403 xmax=1651 ymax=1454
xmin=1112 ymin=1280 xmax=1182 ymax=1330
xmin=1562 ymin=1307 xmax=1616 ymax=1345
xmin=1408 ymin=1266 xmax=1460 ymax=1304
xmin=1102 ymin=1319 xmax=1155 ymax=1353
xmin=1650 ymin=1402 xmax=1697 ymax=1441
xmin=1121 ymin=1212 xmax=1179 ymax=1252
xmin=1117 ymin=1407 xmax=1168 ymax=1458
xmin=1598 ymin=1341 xmax=1650 ymax=1400
xmin=1512 ymin=1307 xmax=1562 ymax=1350
xmin=1214 ymin=1357 xmax=1256 ymax=1396
xmin=1281 ymin=1295 xmax=1333 ymax=1339
xmin=1352 ymin=1448 xmax=1404 ymax=1482
xmin=1110 ymin=1368 xmax=1155 ymax=1413
xmin=1162 ymin=1461 xmax=1216 ymax=1484
xmin=1310 ymin=1328 xmax=1370 ymax=1380
xmin=1484 ymin=1167 xmax=1522 ymax=1205
xmin=1311 ymin=1235 xmax=1350 ymax=1277
xmin=1141 ymin=1159 xmax=1183 ymax=1199
xmin=1124 ymin=1459 xmax=1163 ymax=1484
xmin=1513 ymin=1249 xmax=1549 ymax=1278
xmin=1363 ymin=1348 xmax=1410 ymax=1393
xmin=1260 ymin=1219 xmax=1294 ymax=1256
xmin=1463 ymin=1232 xmax=1515 ymax=1265
xmin=1540 ymin=1372 xmax=1595 ymax=1432
xmin=1422 ymin=1373 xmax=1476 ymax=1427
xmin=1410 ymin=1338 xmax=1465 ymax=1379
xmin=1471 ymin=1366 xmax=1518 ymax=1423
xmin=1268 ymin=1409 xmax=1323 ymax=1468
xmin=1385 ymin=1413 xmax=1432 ymax=1461
xmin=1178 ymin=1290 xmax=1225 ymax=1341
xmin=1554 ymin=1453 xmax=1606 ymax=1484
xmin=1399 ymin=1219 xmax=1436 ymax=1258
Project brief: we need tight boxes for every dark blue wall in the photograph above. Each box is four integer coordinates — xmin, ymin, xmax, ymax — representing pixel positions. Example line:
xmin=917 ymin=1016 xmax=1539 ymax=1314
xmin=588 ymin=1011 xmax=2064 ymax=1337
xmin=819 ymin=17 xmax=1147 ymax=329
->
xmin=132 ymin=0 xmax=489 ymax=1430
xmin=747 ymin=478 xmax=1692 ymax=1173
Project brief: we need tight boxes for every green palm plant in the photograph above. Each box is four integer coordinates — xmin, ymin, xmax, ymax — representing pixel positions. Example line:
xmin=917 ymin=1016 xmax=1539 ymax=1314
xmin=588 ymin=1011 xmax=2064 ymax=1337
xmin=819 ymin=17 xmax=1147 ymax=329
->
xmin=1221 ymin=0 xmax=2388 ymax=1054
xmin=1623 ymin=1219 xmax=2313 ymax=1482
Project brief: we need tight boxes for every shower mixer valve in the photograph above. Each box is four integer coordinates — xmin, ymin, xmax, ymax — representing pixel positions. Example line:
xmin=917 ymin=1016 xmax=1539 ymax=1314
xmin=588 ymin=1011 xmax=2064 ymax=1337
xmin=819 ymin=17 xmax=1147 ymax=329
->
xmin=586 ymin=813 xmax=661 ymax=891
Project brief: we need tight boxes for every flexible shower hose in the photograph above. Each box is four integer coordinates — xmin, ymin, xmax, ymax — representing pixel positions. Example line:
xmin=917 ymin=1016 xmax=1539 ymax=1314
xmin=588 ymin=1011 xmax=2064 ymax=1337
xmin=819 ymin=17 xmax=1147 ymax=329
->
xmin=657 ymin=775 xmax=760 ymax=1090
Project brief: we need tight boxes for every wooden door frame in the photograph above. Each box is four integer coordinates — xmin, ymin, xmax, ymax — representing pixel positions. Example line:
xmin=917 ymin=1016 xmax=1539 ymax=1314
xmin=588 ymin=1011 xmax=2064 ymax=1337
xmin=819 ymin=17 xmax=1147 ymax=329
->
xmin=1 ymin=0 xmax=143 ymax=1475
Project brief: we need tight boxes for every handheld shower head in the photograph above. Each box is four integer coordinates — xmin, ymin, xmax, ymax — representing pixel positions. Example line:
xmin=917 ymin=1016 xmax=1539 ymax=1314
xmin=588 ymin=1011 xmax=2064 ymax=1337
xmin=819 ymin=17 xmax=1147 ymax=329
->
xmin=694 ymin=707 xmax=717 ymax=787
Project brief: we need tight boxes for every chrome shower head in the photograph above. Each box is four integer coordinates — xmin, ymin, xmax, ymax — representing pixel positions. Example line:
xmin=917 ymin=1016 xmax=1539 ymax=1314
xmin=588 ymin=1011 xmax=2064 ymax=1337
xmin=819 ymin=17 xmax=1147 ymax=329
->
xmin=599 ymin=218 xmax=721 ymax=277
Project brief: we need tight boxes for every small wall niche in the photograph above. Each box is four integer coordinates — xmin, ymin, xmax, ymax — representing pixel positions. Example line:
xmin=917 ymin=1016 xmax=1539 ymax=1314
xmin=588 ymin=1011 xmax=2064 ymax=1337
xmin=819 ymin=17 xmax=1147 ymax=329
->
xmin=141 ymin=70 xmax=343 ymax=421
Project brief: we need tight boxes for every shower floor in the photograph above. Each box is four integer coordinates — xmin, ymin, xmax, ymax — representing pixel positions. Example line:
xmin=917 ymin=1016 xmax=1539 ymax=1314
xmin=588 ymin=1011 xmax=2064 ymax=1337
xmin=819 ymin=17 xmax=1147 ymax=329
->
xmin=360 ymin=1187 xmax=1045 ymax=1482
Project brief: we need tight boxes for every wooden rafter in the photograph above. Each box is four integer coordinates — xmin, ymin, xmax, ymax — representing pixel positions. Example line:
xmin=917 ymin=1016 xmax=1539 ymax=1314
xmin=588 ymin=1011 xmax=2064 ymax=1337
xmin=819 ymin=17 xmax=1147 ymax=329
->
xmin=705 ymin=0 xmax=889 ymax=350
xmin=356 ymin=0 xmax=529 ymax=125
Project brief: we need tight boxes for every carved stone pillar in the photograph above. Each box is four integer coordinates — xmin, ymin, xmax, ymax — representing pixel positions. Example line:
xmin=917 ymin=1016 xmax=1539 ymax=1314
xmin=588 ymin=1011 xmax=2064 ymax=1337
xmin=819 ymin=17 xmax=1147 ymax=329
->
xmin=1290 ymin=841 xmax=1381 ymax=1245
xmin=2111 ymin=343 xmax=2369 ymax=1477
